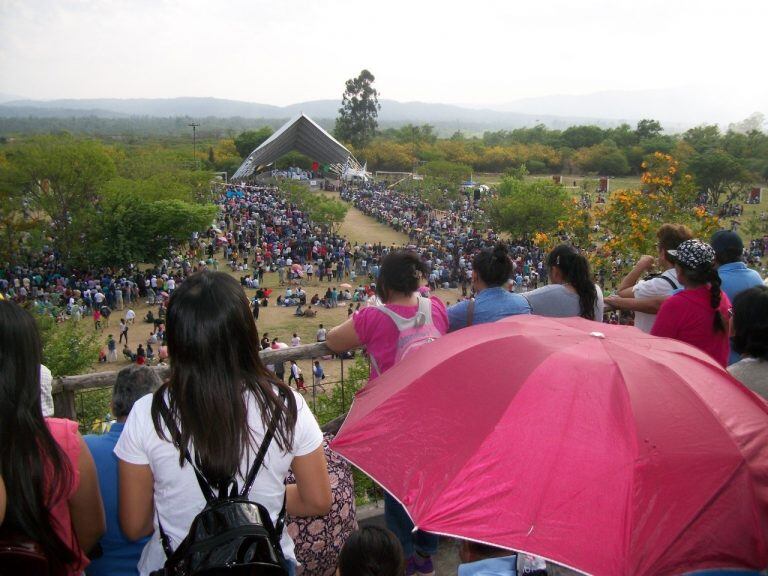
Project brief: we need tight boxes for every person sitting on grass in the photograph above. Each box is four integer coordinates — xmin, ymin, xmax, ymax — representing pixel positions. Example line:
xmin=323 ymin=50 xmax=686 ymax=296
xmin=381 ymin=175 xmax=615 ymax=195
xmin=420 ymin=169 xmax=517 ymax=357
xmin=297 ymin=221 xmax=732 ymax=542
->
xmin=122 ymin=343 xmax=136 ymax=362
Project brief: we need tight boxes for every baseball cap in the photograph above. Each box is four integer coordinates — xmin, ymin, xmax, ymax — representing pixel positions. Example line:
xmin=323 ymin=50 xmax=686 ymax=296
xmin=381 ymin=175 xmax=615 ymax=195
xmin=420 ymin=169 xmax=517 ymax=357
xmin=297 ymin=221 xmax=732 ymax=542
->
xmin=710 ymin=230 xmax=744 ymax=260
xmin=667 ymin=239 xmax=716 ymax=269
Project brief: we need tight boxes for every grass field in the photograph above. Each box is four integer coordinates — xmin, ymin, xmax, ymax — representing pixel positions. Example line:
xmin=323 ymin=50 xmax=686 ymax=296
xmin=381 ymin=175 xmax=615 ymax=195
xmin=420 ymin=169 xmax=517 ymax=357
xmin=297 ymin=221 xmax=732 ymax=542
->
xmin=83 ymin=200 xmax=454 ymax=390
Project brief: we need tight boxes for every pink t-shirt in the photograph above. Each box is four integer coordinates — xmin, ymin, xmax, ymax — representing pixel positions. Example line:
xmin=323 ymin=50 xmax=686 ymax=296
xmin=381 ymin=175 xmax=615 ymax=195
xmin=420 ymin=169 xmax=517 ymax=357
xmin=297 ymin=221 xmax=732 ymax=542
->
xmin=651 ymin=285 xmax=731 ymax=367
xmin=353 ymin=296 xmax=448 ymax=379
xmin=46 ymin=417 xmax=87 ymax=575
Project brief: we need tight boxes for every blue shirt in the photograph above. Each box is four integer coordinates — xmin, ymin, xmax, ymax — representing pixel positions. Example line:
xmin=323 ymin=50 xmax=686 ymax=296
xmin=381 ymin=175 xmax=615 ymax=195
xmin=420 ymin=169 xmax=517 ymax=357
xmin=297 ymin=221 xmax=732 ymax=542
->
xmin=85 ymin=423 xmax=148 ymax=576
xmin=447 ymin=286 xmax=531 ymax=332
xmin=718 ymin=262 xmax=763 ymax=302
xmin=458 ymin=555 xmax=518 ymax=576
xmin=718 ymin=262 xmax=763 ymax=365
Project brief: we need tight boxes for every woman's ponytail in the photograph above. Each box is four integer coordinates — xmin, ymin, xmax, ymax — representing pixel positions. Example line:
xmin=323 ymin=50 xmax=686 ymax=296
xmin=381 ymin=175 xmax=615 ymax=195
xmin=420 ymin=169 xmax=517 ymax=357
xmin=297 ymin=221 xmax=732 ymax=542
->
xmin=708 ymin=268 xmax=726 ymax=333
xmin=547 ymin=245 xmax=597 ymax=320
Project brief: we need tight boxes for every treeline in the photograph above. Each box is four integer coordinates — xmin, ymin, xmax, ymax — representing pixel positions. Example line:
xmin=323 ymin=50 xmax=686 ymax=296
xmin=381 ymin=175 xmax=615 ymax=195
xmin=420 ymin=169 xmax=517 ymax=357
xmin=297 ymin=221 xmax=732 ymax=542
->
xmin=360 ymin=116 xmax=768 ymax=181
xmin=0 ymin=135 xmax=217 ymax=268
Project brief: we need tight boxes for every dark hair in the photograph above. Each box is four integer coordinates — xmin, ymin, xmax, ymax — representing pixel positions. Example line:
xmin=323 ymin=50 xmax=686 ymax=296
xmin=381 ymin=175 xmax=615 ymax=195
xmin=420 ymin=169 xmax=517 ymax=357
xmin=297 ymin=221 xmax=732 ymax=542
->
xmin=732 ymin=285 xmax=768 ymax=359
xmin=151 ymin=271 xmax=297 ymax=485
xmin=113 ymin=365 xmax=162 ymax=419
xmin=463 ymin=540 xmax=511 ymax=559
xmin=0 ymin=300 xmax=76 ymax=570
xmin=547 ymin=245 xmax=598 ymax=320
xmin=676 ymin=262 xmax=726 ymax=333
xmin=472 ymin=243 xmax=512 ymax=287
xmin=337 ymin=526 xmax=405 ymax=576
xmin=375 ymin=250 xmax=429 ymax=302
xmin=657 ymin=223 xmax=693 ymax=254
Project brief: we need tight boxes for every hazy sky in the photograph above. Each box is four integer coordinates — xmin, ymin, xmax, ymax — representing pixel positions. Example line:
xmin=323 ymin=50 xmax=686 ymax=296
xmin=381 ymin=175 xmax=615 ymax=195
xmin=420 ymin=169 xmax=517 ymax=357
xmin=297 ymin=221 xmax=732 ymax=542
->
xmin=1 ymin=0 xmax=766 ymax=107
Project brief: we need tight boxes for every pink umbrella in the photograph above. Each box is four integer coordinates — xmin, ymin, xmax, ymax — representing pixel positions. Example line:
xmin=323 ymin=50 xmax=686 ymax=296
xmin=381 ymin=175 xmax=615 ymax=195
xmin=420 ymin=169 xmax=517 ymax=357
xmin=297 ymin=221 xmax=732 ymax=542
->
xmin=332 ymin=316 xmax=768 ymax=575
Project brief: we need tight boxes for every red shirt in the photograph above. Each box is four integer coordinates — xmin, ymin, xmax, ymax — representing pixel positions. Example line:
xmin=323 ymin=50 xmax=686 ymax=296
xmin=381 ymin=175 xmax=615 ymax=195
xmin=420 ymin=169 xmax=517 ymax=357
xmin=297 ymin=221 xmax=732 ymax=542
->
xmin=46 ymin=418 xmax=88 ymax=574
xmin=651 ymin=285 xmax=731 ymax=367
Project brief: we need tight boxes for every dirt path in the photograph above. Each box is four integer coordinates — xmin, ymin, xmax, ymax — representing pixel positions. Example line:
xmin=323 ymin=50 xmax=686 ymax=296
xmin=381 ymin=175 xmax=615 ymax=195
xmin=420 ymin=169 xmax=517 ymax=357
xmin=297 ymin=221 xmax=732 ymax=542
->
xmin=317 ymin=191 xmax=409 ymax=246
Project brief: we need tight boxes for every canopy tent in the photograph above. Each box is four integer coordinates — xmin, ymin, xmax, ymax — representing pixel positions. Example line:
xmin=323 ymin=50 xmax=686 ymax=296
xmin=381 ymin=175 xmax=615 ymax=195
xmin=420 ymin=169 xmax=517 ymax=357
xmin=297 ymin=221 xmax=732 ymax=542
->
xmin=231 ymin=113 xmax=361 ymax=181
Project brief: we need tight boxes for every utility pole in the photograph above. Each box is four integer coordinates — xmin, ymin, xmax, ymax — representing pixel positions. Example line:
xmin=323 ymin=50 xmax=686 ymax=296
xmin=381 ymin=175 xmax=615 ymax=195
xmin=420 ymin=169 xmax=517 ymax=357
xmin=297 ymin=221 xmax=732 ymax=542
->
xmin=188 ymin=122 xmax=199 ymax=169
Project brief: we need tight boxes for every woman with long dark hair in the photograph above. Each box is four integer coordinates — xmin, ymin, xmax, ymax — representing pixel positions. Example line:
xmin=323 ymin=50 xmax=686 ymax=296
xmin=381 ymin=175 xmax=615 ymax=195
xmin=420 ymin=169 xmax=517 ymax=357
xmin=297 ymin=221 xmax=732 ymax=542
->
xmin=0 ymin=300 xmax=105 ymax=575
xmin=326 ymin=250 xmax=448 ymax=576
xmin=728 ymin=285 xmax=768 ymax=397
xmin=115 ymin=271 xmax=331 ymax=576
xmin=652 ymin=239 xmax=731 ymax=367
xmin=523 ymin=244 xmax=604 ymax=321
xmin=447 ymin=243 xmax=531 ymax=331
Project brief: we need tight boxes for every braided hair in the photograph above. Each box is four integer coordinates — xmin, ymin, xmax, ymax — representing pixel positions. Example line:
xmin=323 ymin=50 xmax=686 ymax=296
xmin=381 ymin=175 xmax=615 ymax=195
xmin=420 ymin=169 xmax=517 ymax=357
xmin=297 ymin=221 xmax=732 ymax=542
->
xmin=677 ymin=263 xmax=726 ymax=333
xmin=547 ymin=245 xmax=598 ymax=320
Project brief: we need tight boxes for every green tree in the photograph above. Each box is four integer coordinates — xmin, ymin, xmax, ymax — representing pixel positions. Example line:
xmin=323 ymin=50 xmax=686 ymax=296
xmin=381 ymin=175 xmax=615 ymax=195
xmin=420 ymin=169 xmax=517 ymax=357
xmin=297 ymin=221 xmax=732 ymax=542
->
xmin=0 ymin=153 xmax=39 ymax=262
xmin=488 ymin=177 xmax=570 ymax=239
xmin=334 ymin=69 xmax=381 ymax=149
xmin=421 ymin=160 xmax=471 ymax=185
xmin=0 ymin=135 xmax=116 ymax=263
xmin=234 ymin=127 xmax=274 ymax=159
xmin=688 ymin=149 xmax=749 ymax=205
xmin=562 ymin=125 xmax=605 ymax=149
xmin=305 ymin=195 xmax=348 ymax=233
xmin=635 ymin=119 xmax=663 ymax=141
xmin=141 ymin=200 xmax=218 ymax=262
xmin=683 ymin=125 xmax=722 ymax=153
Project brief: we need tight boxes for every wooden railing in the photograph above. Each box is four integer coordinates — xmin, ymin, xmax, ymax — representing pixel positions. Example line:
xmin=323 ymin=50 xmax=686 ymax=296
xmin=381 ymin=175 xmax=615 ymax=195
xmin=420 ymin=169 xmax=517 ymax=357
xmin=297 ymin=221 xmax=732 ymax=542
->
xmin=52 ymin=342 xmax=338 ymax=419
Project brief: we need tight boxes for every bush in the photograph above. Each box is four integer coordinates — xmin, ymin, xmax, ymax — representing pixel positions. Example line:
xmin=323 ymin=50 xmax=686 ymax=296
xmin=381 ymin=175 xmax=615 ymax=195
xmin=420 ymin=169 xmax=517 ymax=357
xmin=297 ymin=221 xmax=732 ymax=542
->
xmin=38 ymin=317 xmax=100 ymax=378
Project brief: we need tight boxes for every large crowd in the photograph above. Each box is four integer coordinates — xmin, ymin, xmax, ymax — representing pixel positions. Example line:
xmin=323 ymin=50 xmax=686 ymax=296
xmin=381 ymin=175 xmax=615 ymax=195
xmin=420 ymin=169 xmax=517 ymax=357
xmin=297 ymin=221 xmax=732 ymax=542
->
xmin=2 ymin=179 xmax=768 ymax=576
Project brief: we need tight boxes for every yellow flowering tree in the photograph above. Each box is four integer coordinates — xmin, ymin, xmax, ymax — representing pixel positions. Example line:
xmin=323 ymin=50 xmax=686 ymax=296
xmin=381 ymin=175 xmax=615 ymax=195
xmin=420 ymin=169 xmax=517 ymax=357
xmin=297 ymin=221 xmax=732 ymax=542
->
xmin=592 ymin=153 xmax=719 ymax=277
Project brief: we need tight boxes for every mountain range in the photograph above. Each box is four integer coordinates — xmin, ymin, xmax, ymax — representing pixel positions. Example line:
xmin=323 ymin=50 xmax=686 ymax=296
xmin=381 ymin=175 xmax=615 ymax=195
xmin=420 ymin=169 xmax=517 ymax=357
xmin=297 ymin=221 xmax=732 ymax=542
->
xmin=0 ymin=88 xmax=764 ymax=133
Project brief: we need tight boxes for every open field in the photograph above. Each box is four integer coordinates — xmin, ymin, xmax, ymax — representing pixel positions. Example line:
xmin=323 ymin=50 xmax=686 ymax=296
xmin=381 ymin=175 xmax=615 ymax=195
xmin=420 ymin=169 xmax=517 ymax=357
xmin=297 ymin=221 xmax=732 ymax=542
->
xmin=82 ymin=201 xmax=454 ymax=389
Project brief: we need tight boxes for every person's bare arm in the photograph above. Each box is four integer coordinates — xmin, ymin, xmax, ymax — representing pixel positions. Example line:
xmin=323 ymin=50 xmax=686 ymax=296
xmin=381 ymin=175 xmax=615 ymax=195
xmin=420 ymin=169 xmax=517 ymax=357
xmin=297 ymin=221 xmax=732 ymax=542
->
xmin=285 ymin=446 xmax=332 ymax=517
xmin=68 ymin=435 xmax=106 ymax=553
xmin=325 ymin=318 xmax=361 ymax=353
xmin=605 ymin=295 xmax=666 ymax=314
xmin=118 ymin=460 xmax=155 ymax=541
xmin=616 ymin=255 xmax=655 ymax=294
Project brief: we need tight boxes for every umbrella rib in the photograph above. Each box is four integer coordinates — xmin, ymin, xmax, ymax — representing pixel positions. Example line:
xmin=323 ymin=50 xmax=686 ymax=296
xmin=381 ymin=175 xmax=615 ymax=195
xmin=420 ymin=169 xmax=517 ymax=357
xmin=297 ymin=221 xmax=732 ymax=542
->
xmin=610 ymin=338 xmax=757 ymax=459
xmin=606 ymin=339 xmax=762 ymax=572
xmin=637 ymin=459 xmax=749 ymax=574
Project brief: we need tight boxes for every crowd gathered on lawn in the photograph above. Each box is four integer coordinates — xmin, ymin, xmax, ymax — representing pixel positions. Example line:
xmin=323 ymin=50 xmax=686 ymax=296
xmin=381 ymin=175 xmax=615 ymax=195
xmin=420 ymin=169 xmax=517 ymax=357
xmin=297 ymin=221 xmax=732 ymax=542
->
xmin=1 ymin=179 xmax=768 ymax=576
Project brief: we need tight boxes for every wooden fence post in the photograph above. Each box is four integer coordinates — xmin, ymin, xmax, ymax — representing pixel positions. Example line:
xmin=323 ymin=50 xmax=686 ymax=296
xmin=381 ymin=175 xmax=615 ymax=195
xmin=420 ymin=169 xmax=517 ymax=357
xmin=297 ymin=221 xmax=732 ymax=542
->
xmin=53 ymin=389 xmax=77 ymax=420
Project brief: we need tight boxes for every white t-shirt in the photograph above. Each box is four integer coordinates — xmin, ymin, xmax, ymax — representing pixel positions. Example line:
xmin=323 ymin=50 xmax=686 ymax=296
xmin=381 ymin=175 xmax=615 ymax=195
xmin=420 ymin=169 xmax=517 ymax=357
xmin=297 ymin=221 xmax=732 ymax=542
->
xmin=632 ymin=268 xmax=680 ymax=333
xmin=114 ymin=390 xmax=322 ymax=575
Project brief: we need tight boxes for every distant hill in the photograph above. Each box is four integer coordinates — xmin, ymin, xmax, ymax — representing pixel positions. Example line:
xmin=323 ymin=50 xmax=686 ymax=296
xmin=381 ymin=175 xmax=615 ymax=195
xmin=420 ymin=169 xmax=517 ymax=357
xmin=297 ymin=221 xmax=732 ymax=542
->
xmin=4 ymin=89 xmax=761 ymax=132
xmin=0 ymin=96 xmax=673 ymax=133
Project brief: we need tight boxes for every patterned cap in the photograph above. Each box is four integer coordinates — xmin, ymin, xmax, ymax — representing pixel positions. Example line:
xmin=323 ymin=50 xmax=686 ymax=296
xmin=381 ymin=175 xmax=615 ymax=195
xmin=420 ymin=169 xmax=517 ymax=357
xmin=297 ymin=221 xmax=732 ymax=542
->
xmin=667 ymin=239 xmax=715 ymax=269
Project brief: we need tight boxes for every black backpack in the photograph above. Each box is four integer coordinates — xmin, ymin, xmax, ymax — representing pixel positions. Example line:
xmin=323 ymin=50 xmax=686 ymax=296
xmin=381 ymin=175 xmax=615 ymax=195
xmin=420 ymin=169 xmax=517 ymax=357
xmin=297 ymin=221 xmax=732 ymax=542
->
xmin=152 ymin=399 xmax=289 ymax=576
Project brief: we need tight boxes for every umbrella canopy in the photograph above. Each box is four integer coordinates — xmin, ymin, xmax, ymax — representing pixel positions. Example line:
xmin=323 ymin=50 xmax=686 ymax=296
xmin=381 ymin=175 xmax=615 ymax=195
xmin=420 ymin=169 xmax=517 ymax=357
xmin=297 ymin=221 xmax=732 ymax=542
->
xmin=339 ymin=283 xmax=353 ymax=289
xmin=331 ymin=316 xmax=768 ymax=576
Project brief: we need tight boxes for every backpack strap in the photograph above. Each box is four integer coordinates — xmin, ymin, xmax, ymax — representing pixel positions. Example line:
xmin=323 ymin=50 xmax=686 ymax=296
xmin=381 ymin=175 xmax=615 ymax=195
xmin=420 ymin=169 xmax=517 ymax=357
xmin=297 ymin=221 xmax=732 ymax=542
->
xmin=466 ymin=299 xmax=475 ymax=327
xmin=155 ymin=390 xmax=287 ymax=556
xmin=658 ymin=274 xmax=679 ymax=290
xmin=240 ymin=395 xmax=283 ymax=496
xmin=369 ymin=296 xmax=433 ymax=376
xmin=158 ymin=399 xmax=217 ymax=502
